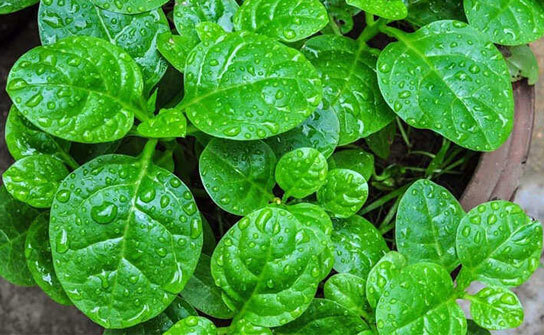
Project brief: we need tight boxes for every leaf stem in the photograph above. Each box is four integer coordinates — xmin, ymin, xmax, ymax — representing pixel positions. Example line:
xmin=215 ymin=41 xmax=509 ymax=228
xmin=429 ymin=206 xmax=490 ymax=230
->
xmin=59 ymin=150 xmax=80 ymax=170
xmin=357 ymin=15 xmax=388 ymax=44
xmin=378 ymin=196 xmax=401 ymax=234
xmin=328 ymin=13 xmax=343 ymax=36
xmin=379 ymin=24 xmax=410 ymax=42
xmin=396 ymin=117 xmax=412 ymax=148
xmin=140 ymin=139 xmax=158 ymax=162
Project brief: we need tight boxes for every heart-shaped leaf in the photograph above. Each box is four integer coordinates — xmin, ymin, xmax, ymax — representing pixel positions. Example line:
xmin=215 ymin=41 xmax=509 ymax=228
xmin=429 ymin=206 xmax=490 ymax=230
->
xmin=317 ymin=169 xmax=368 ymax=218
xmin=468 ymin=286 xmax=523 ymax=330
xmin=275 ymin=148 xmax=328 ymax=199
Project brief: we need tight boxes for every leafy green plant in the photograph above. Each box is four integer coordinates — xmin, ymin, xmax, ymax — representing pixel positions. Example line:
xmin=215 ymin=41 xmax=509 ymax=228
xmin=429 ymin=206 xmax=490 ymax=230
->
xmin=0 ymin=0 xmax=542 ymax=334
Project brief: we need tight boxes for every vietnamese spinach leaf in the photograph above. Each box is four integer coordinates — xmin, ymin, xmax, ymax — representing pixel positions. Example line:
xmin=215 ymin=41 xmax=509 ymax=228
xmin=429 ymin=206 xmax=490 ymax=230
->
xmin=404 ymin=0 xmax=465 ymax=27
xmin=467 ymin=286 xmax=524 ymax=330
xmin=89 ymin=0 xmax=168 ymax=14
xmin=347 ymin=0 xmax=407 ymax=20
xmin=156 ymin=32 xmax=196 ymax=74
xmin=324 ymin=273 xmax=370 ymax=316
xmin=366 ymin=251 xmax=407 ymax=309
xmin=164 ymin=316 xmax=216 ymax=335
xmin=504 ymin=45 xmax=540 ymax=85
xmin=136 ymin=108 xmax=187 ymax=139
xmin=275 ymin=148 xmax=328 ymax=199
xmin=328 ymin=149 xmax=374 ymax=181
xmin=0 ymin=0 xmax=38 ymax=14
xmin=317 ymin=169 xmax=368 ymax=218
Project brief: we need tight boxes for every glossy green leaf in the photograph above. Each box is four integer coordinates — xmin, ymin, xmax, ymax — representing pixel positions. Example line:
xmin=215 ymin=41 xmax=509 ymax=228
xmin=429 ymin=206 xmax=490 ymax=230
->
xmin=396 ymin=179 xmax=465 ymax=271
xmin=331 ymin=215 xmax=388 ymax=279
xmin=211 ymin=207 xmax=328 ymax=327
xmin=466 ymin=320 xmax=491 ymax=335
xmin=366 ymin=251 xmax=407 ymax=309
xmin=324 ymin=273 xmax=369 ymax=316
xmin=104 ymin=297 xmax=197 ymax=335
xmin=234 ymin=0 xmax=329 ymax=42
xmin=317 ymin=169 xmax=368 ymax=218
xmin=377 ymin=20 xmax=514 ymax=151
xmin=3 ymin=155 xmax=69 ymax=208
xmin=302 ymin=35 xmax=394 ymax=145
xmin=468 ymin=286 xmax=523 ymax=330
xmin=505 ymin=45 xmax=540 ymax=85
xmin=404 ymin=0 xmax=465 ymax=27
xmin=173 ymin=0 xmax=238 ymax=41
xmin=5 ymin=105 xmax=70 ymax=161
xmin=229 ymin=319 xmax=272 ymax=335
xmin=7 ymin=36 xmax=144 ymax=143
xmin=180 ymin=254 xmax=235 ymax=319
xmin=50 ymin=153 xmax=203 ymax=329
xmin=0 ymin=186 xmax=39 ymax=286
xmin=25 ymin=213 xmax=71 ymax=305
xmin=137 ymin=109 xmax=187 ymax=139
xmin=275 ymin=148 xmax=328 ymax=199
xmin=156 ymin=32 xmax=196 ymax=74
xmin=329 ymin=149 xmax=374 ymax=181
xmin=89 ymin=0 xmax=168 ymax=14
xmin=365 ymin=121 xmax=396 ymax=160
xmin=265 ymin=108 xmax=340 ymax=159
xmin=456 ymin=201 xmax=543 ymax=287
xmin=39 ymin=0 xmax=169 ymax=92
xmin=275 ymin=298 xmax=369 ymax=335
xmin=464 ymin=0 xmax=544 ymax=45
xmin=376 ymin=263 xmax=467 ymax=335
xmin=0 ymin=0 xmax=37 ymax=14
xmin=199 ymin=139 xmax=276 ymax=216
xmin=164 ymin=316 xmax=216 ymax=335
xmin=183 ymin=31 xmax=322 ymax=140
xmin=347 ymin=0 xmax=407 ymax=20
xmin=195 ymin=22 xmax=228 ymax=43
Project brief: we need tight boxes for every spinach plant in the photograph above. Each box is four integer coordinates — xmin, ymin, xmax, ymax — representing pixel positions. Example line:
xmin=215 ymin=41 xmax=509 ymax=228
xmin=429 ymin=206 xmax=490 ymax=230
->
xmin=1 ymin=0 xmax=543 ymax=334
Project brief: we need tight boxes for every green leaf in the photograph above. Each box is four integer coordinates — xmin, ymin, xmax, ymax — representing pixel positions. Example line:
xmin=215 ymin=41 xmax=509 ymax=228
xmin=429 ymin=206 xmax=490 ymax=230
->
xmin=331 ymin=215 xmax=388 ymax=279
xmin=156 ymin=32 xmax=197 ymax=74
xmin=466 ymin=319 xmax=491 ymax=335
xmin=404 ymin=0 xmax=466 ymax=27
xmin=0 ymin=0 xmax=37 ymax=14
xmin=211 ymin=207 xmax=328 ymax=327
xmin=195 ymin=22 xmax=228 ymax=43
xmin=183 ymin=31 xmax=322 ymax=140
xmin=396 ymin=179 xmax=465 ymax=271
xmin=199 ymin=139 xmax=276 ymax=216
xmin=5 ymin=105 xmax=71 ymax=161
xmin=50 ymin=153 xmax=203 ymax=329
xmin=180 ymin=254 xmax=235 ymax=319
xmin=0 ymin=186 xmax=39 ymax=286
xmin=3 ymin=155 xmax=69 ymax=208
xmin=317 ymin=169 xmax=369 ymax=218
xmin=275 ymin=148 xmax=328 ymax=199
xmin=504 ymin=45 xmax=540 ymax=85
xmin=89 ymin=0 xmax=168 ymax=14
xmin=376 ymin=263 xmax=467 ymax=335
xmin=468 ymin=286 xmax=523 ymax=330
xmin=365 ymin=121 xmax=396 ymax=160
xmin=347 ymin=0 xmax=407 ymax=20
xmin=377 ymin=20 xmax=514 ymax=151
xmin=25 ymin=213 xmax=71 ymax=305
xmin=39 ymin=0 xmax=170 ymax=93
xmin=464 ymin=0 xmax=544 ymax=45
xmin=229 ymin=319 xmax=272 ymax=335
xmin=329 ymin=149 xmax=374 ymax=181
xmin=274 ymin=299 xmax=369 ymax=335
xmin=137 ymin=109 xmax=187 ymax=139
xmin=302 ymin=35 xmax=394 ymax=145
xmin=173 ymin=0 xmax=239 ymax=41
xmin=265 ymin=108 xmax=340 ymax=159
xmin=456 ymin=201 xmax=543 ymax=287
xmin=234 ymin=0 xmax=329 ymax=42
xmin=324 ymin=273 xmax=369 ymax=316
xmin=164 ymin=316 xmax=216 ymax=335
xmin=366 ymin=251 xmax=407 ymax=309
xmin=7 ymin=36 xmax=144 ymax=143
xmin=103 ymin=297 xmax=197 ymax=335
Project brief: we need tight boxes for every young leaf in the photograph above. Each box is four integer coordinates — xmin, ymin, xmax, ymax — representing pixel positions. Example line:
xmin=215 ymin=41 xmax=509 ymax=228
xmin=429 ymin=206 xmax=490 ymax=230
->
xmin=376 ymin=263 xmax=467 ymax=334
xmin=347 ymin=0 xmax=407 ymax=20
xmin=89 ymin=0 xmax=168 ymax=14
xmin=137 ymin=108 xmax=187 ymax=139
xmin=468 ymin=286 xmax=523 ymax=330
xmin=25 ymin=213 xmax=71 ymax=305
xmin=103 ymin=297 xmax=198 ymax=335
xmin=456 ymin=201 xmax=543 ymax=287
xmin=3 ymin=155 xmax=69 ymax=208
xmin=366 ymin=251 xmax=407 ymax=309
xmin=233 ymin=0 xmax=329 ymax=42
xmin=7 ymin=36 xmax=144 ymax=143
xmin=317 ymin=169 xmax=369 ymax=218
xmin=302 ymin=35 xmax=394 ymax=145
xmin=211 ymin=207 xmax=329 ymax=327
xmin=5 ymin=106 xmax=71 ymax=161
xmin=504 ymin=45 xmax=540 ymax=85
xmin=173 ymin=0 xmax=239 ymax=40
xmin=324 ymin=273 xmax=370 ymax=316
xmin=464 ymin=0 xmax=544 ymax=45
xmin=164 ymin=316 xmax=216 ymax=335
xmin=467 ymin=319 xmax=492 ymax=335
xmin=39 ymin=0 xmax=170 ymax=92
xmin=0 ymin=0 xmax=38 ymax=14
xmin=275 ymin=148 xmax=328 ymax=199
xmin=274 ymin=299 xmax=370 ymax=334
xmin=183 ymin=31 xmax=322 ymax=140
xmin=50 ymin=153 xmax=203 ymax=329
xmin=331 ymin=215 xmax=388 ymax=279
xmin=365 ymin=120 xmax=396 ymax=160
xmin=265 ymin=108 xmax=340 ymax=159
xmin=328 ymin=149 xmax=374 ymax=181
xmin=0 ymin=186 xmax=39 ymax=286
xmin=404 ymin=0 xmax=466 ymax=27
xmin=377 ymin=20 xmax=514 ymax=151
xmin=180 ymin=254 xmax=235 ymax=319
xmin=156 ymin=32 xmax=197 ymax=74
xmin=199 ymin=139 xmax=276 ymax=216
xmin=396 ymin=179 xmax=465 ymax=271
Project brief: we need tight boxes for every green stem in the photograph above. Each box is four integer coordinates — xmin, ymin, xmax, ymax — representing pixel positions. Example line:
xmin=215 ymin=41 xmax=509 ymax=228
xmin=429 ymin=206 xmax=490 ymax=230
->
xmin=378 ymin=196 xmax=401 ymax=234
xmin=328 ymin=13 xmax=343 ymax=36
xmin=140 ymin=139 xmax=158 ymax=162
xmin=379 ymin=24 xmax=410 ymax=42
xmin=396 ymin=117 xmax=412 ymax=148
xmin=59 ymin=150 xmax=80 ymax=170
xmin=359 ymin=182 xmax=412 ymax=215
xmin=186 ymin=124 xmax=201 ymax=136
xmin=357 ymin=17 xmax=385 ymax=44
